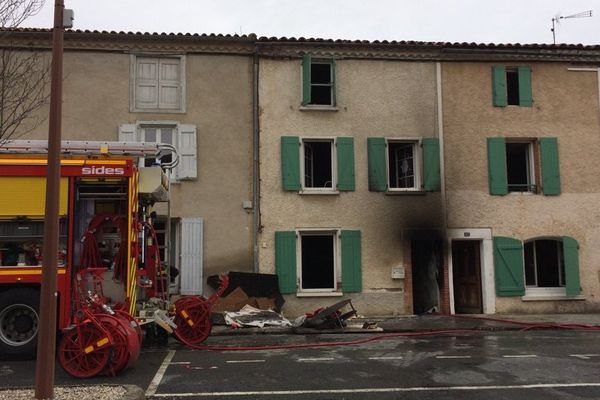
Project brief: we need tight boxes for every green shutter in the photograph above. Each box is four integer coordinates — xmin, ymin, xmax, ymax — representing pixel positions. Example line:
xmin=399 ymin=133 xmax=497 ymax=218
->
xmin=281 ymin=136 xmax=300 ymax=191
xmin=563 ymin=236 xmax=581 ymax=296
xmin=331 ymin=59 xmax=336 ymax=106
xmin=336 ymin=137 xmax=355 ymax=191
xmin=492 ymin=65 xmax=507 ymax=107
xmin=518 ymin=67 xmax=533 ymax=107
xmin=341 ymin=230 xmax=362 ymax=292
xmin=302 ymin=54 xmax=311 ymax=106
xmin=275 ymin=231 xmax=297 ymax=294
xmin=493 ymin=236 xmax=525 ymax=296
xmin=487 ymin=137 xmax=508 ymax=195
xmin=368 ymin=137 xmax=387 ymax=192
xmin=422 ymin=138 xmax=441 ymax=191
xmin=539 ymin=137 xmax=561 ymax=196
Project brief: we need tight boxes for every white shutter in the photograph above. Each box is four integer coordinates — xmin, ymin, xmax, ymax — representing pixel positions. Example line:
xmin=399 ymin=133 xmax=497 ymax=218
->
xmin=176 ymin=124 xmax=197 ymax=180
xmin=180 ymin=217 xmax=203 ymax=295
xmin=135 ymin=57 xmax=159 ymax=109
xmin=158 ymin=58 xmax=181 ymax=110
xmin=118 ymin=124 xmax=138 ymax=142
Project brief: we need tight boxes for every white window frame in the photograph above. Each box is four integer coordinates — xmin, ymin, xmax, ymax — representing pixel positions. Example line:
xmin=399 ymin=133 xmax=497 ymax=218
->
xmin=506 ymin=139 xmax=536 ymax=194
xmin=386 ymin=138 xmax=422 ymax=192
xmin=139 ymin=122 xmax=177 ymax=167
xmin=296 ymin=228 xmax=341 ymax=294
xmin=309 ymin=59 xmax=335 ymax=107
xmin=300 ymin=137 xmax=338 ymax=194
xmin=523 ymin=238 xmax=566 ymax=297
xmin=130 ymin=54 xmax=186 ymax=113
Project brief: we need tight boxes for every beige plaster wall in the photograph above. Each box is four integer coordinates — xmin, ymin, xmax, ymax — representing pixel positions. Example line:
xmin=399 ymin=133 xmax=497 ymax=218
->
xmin=443 ymin=61 xmax=600 ymax=312
xmin=23 ymin=50 xmax=254 ymax=281
xmin=258 ymin=58 xmax=442 ymax=316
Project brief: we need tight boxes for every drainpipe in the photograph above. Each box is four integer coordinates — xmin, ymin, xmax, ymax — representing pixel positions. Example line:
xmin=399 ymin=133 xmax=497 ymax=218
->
xmin=436 ymin=62 xmax=447 ymax=231
xmin=252 ymin=49 xmax=260 ymax=273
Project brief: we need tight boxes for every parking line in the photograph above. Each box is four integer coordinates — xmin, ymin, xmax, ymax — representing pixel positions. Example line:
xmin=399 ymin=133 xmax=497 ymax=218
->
xmin=170 ymin=361 xmax=191 ymax=365
xmin=226 ymin=360 xmax=266 ymax=364
xmin=368 ymin=356 xmax=403 ymax=360
xmin=297 ymin=357 xmax=335 ymax=362
xmin=146 ymin=350 xmax=176 ymax=397
xmin=436 ymin=355 xmax=472 ymax=359
xmin=502 ymin=355 xmax=537 ymax=358
xmin=570 ymin=354 xmax=600 ymax=360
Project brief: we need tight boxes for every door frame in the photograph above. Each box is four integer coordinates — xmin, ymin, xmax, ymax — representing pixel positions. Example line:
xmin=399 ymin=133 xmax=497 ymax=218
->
xmin=447 ymin=228 xmax=495 ymax=314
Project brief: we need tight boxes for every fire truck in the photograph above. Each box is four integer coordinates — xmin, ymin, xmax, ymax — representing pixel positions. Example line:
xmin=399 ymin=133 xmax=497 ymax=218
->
xmin=0 ymin=140 xmax=223 ymax=377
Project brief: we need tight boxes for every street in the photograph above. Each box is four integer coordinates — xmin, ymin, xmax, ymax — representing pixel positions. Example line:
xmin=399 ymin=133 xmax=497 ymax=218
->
xmin=1 ymin=331 xmax=600 ymax=399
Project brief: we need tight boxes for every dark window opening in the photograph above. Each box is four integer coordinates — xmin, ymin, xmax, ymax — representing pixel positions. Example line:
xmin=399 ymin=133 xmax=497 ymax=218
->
xmin=310 ymin=62 xmax=333 ymax=105
xmin=304 ymin=141 xmax=332 ymax=188
xmin=506 ymin=69 xmax=520 ymax=106
xmin=388 ymin=142 xmax=415 ymax=189
xmin=506 ymin=142 xmax=532 ymax=192
xmin=301 ymin=234 xmax=334 ymax=289
xmin=524 ymin=239 xmax=565 ymax=288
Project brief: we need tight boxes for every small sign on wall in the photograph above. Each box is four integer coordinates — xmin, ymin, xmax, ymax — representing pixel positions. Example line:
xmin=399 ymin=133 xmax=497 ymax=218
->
xmin=391 ymin=266 xmax=405 ymax=280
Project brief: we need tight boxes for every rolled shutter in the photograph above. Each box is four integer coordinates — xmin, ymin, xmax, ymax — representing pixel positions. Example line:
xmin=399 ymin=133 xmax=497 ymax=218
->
xmin=281 ymin=136 xmax=301 ymax=191
xmin=487 ymin=137 xmax=508 ymax=195
xmin=180 ymin=218 xmax=203 ymax=295
xmin=336 ymin=137 xmax=355 ymax=191
xmin=563 ymin=236 xmax=581 ymax=296
xmin=118 ymin=124 xmax=138 ymax=142
xmin=539 ymin=137 xmax=561 ymax=196
xmin=341 ymin=230 xmax=362 ymax=292
xmin=302 ymin=54 xmax=311 ymax=106
xmin=422 ymin=138 xmax=441 ymax=191
xmin=518 ymin=67 xmax=533 ymax=107
xmin=275 ymin=231 xmax=297 ymax=294
xmin=177 ymin=124 xmax=198 ymax=180
xmin=492 ymin=65 xmax=507 ymax=107
xmin=493 ymin=236 xmax=525 ymax=296
xmin=367 ymin=137 xmax=387 ymax=192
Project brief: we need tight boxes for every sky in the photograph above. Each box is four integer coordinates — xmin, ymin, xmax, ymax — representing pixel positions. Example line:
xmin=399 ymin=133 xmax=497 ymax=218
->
xmin=20 ymin=0 xmax=600 ymax=45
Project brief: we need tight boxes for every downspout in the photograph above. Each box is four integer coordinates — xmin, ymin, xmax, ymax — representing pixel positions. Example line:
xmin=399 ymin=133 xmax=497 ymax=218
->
xmin=436 ymin=62 xmax=447 ymax=231
xmin=252 ymin=48 xmax=260 ymax=273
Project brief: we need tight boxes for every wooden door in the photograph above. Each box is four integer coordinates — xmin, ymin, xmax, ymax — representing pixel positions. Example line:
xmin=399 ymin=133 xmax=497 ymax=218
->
xmin=452 ymin=240 xmax=482 ymax=314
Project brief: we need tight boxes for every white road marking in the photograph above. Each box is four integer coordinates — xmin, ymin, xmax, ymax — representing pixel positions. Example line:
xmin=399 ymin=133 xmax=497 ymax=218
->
xmin=297 ymin=357 xmax=335 ymax=362
xmin=151 ymin=382 xmax=600 ymax=397
xmin=226 ymin=360 xmax=266 ymax=364
xmin=570 ymin=354 xmax=600 ymax=360
xmin=146 ymin=350 xmax=176 ymax=397
xmin=436 ymin=355 xmax=472 ymax=359
xmin=502 ymin=354 xmax=537 ymax=358
xmin=368 ymin=356 xmax=404 ymax=360
xmin=170 ymin=361 xmax=191 ymax=365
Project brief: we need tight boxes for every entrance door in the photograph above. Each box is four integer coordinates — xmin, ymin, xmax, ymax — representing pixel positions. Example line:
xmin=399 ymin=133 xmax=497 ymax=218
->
xmin=452 ymin=240 xmax=482 ymax=314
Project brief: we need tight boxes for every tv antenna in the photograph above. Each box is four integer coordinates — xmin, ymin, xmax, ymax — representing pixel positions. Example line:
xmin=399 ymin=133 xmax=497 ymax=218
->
xmin=551 ymin=10 xmax=592 ymax=44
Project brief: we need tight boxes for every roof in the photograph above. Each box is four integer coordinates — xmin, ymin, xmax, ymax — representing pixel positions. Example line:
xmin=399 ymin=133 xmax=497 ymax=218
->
xmin=2 ymin=28 xmax=600 ymax=62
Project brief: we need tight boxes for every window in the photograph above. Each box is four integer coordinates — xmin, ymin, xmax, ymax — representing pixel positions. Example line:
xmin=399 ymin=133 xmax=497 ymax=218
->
xmin=119 ymin=122 xmax=197 ymax=181
xmin=487 ymin=137 xmax=560 ymax=196
xmin=274 ymin=230 xmax=362 ymax=294
xmin=524 ymin=239 xmax=565 ymax=288
xmin=131 ymin=55 xmax=185 ymax=112
xmin=494 ymin=236 xmax=581 ymax=298
xmin=492 ymin=65 xmax=532 ymax=107
xmin=281 ymin=136 xmax=355 ymax=192
xmin=505 ymin=141 xmax=535 ymax=193
xmin=302 ymin=55 xmax=336 ymax=107
xmin=367 ymin=137 xmax=441 ymax=192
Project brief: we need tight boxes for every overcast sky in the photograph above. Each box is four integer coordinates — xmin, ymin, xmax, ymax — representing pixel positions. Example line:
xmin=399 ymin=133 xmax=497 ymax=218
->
xmin=21 ymin=1 xmax=600 ymax=45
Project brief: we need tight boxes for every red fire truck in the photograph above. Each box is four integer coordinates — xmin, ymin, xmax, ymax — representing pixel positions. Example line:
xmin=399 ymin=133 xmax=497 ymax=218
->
xmin=0 ymin=140 xmax=220 ymax=376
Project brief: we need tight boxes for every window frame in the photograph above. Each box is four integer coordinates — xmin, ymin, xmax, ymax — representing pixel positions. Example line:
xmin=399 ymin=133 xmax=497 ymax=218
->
xmin=299 ymin=137 xmax=338 ymax=193
xmin=385 ymin=138 xmax=422 ymax=192
xmin=523 ymin=237 xmax=566 ymax=297
xmin=130 ymin=54 xmax=186 ymax=113
xmin=505 ymin=139 xmax=537 ymax=194
xmin=296 ymin=229 xmax=341 ymax=294
xmin=301 ymin=55 xmax=337 ymax=109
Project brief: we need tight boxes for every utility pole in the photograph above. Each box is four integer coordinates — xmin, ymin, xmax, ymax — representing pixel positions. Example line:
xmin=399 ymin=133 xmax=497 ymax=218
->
xmin=34 ymin=1 xmax=72 ymax=399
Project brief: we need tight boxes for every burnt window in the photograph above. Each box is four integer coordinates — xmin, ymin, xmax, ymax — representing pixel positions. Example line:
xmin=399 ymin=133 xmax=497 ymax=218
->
xmin=506 ymin=68 xmax=520 ymax=106
xmin=300 ymin=233 xmax=335 ymax=290
xmin=388 ymin=141 xmax=419 ymax=190
xmin=303 ymin=140 xmax=333 ymax=189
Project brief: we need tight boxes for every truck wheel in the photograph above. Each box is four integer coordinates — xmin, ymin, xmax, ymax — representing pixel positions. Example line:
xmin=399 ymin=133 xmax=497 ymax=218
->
xmin=0 ymin=289 xmax=40 ymax=360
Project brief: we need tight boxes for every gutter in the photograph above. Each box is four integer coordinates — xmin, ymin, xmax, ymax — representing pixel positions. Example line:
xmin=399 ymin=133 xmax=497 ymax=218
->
xmin=252 ymin=48 xmax=260 ymax=273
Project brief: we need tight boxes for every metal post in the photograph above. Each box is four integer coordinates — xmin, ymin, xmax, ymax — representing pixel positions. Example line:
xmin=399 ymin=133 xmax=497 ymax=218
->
xmin=34 ymin=1 xmax=64 ymax=399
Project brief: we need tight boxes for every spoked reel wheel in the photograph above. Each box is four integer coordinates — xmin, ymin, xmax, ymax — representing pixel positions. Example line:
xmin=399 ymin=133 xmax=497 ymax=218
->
xmin=114 ymin=310 xmax=143 ymax=344
xmin=58 ymin=322 xmax=112 ymax=378
xmin=96 ymin=314 xmax=141 ymax=375
xmin=173 ymin=296 xmax=213 ymax=345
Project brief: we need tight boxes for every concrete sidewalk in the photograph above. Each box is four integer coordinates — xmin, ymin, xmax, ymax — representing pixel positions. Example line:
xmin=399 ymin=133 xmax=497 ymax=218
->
xmin=210 ymin=313 xmax=600 ymax=336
